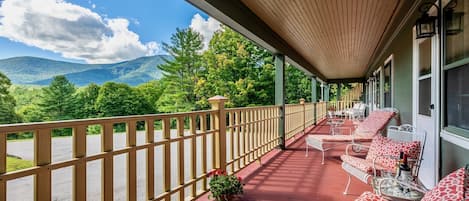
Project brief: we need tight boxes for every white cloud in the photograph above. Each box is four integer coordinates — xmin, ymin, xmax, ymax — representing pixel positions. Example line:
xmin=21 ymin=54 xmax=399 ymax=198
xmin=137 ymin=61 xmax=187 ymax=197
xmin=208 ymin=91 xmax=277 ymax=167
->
xmin=189 ymin=14 xmax=221 ymax=50
xmin=0 ymin=0 xmax=160 ymax=63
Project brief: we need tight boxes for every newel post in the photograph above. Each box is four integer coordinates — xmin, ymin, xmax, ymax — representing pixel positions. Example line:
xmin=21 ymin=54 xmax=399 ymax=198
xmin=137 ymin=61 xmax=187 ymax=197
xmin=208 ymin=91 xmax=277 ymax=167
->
xmin=300 ymin=98 xmax=306 ymax=134
xmin=209 ymin=95 xmax=228 ymax=172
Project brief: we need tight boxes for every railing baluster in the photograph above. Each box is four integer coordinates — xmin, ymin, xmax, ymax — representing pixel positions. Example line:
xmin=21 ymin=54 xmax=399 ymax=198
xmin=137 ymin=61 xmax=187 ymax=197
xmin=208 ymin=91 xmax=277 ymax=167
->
xmin=0 ymin=132 xmax=6 ymax=201
xmin=146 ymin=119 xmax=155 ymax=200
xmin=177 ymin=117 xmax=184 ymax=201
xmin=189 ymin=115 xmax=197 ymax=198
xmin=162 ymin=118 xmax=171 ymax=201
xmin=102 ymin=123 xmax=113 ymax=201
xmin=235 ymin=111 xmax=241 ymax=171
xmin=229 ymin=112 xmax=234 ymax=173
xmin=34 ymin=128 xmax=51 ymax=201
xmin=242 ymin=110 xmax=247 ymax=166
xmin=73 ymin=125 xmax=87 ymax=201
xmin=200 ymin=115 xmax=207 ymax=191
xmin=127 ymin=120 xmax=137 ymax=201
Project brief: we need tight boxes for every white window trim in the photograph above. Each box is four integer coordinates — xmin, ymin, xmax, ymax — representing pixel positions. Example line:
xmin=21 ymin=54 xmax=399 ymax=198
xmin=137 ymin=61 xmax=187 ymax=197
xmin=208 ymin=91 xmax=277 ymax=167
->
xmin=384 ymin=55 xmax=394 ymax=107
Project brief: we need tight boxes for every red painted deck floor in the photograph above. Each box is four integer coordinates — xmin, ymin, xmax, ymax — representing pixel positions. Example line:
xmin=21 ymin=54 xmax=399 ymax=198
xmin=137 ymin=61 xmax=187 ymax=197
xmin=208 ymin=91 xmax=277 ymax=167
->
xmin=197 ymin=120 xmax=371 ymax=201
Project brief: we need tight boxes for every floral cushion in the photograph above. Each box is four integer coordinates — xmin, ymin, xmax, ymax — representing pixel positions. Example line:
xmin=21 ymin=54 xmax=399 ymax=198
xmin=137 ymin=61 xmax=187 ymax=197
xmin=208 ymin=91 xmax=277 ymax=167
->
xmin=340 ymin=155 xmax=389 ymax=174
xmin=354 ymin=191 xmax=387 ymax=201
xmin=421 ymin=168 xmax=465 ymax=201
xmin=355 ymin=111 xmax=395 ymax=137
xmin=365 ymin=136 xmax=421 ymax=170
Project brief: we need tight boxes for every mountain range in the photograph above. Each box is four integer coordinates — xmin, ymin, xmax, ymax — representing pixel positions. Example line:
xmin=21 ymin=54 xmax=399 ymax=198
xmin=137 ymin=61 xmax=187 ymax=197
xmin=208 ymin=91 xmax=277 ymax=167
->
xmin=0 ymin=55 xmax=171 ymax=86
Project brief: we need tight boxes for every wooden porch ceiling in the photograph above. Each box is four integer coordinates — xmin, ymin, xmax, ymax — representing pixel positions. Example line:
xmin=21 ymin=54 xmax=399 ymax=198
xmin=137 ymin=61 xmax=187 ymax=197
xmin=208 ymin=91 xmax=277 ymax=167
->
xmin=187 ymin=0 xmax=418 ymax=81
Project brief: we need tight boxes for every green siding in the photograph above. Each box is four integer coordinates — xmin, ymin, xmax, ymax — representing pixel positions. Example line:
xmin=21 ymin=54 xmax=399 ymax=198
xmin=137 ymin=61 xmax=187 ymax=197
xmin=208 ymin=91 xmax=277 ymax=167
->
xmin=440 ymin=139 xmax=469 ymax=176
xmin=369 ymin=25 xmax=414 ymax=124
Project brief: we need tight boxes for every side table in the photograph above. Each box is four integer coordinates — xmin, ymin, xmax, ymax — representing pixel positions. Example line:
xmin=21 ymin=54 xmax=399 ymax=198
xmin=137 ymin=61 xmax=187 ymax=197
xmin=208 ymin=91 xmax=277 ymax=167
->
xmin=372 ymin=175 xmax=425 ymax=201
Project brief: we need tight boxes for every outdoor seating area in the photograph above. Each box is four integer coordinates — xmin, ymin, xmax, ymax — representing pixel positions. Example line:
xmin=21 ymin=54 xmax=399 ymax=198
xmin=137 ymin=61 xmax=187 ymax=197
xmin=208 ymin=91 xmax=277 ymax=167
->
xmin=305 ymin=108 xmax=399 ymax=164
xmin=196 ymin=117 xmax=466 ymax=201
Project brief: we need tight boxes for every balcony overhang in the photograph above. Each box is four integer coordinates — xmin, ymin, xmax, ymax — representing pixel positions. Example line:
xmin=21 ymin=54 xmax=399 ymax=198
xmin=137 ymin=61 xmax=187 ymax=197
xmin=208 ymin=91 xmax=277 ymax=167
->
xmin=187 ymin=0 xmax=420 ymax=81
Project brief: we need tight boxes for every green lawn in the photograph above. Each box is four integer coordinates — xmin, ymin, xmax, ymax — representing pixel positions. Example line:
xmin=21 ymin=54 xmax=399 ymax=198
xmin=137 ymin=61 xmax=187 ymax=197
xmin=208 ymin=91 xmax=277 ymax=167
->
xmin=7 ymin=156 xmax=34 ymax=172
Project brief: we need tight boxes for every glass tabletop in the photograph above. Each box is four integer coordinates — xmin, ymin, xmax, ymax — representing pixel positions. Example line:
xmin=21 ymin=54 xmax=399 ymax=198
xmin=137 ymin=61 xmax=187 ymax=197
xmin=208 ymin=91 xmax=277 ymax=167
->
xmin=372 ymin=174 xmax=424 ymax=201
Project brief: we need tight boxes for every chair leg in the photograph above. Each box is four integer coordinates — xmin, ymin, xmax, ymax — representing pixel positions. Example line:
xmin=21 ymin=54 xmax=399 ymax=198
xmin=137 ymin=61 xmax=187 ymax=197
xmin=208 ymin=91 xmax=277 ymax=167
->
xmin=343 ymin=174 xmax=351 ymax=195
xmin=305 ymin=144 xmax=308 ymax=157
xmin=321 ymin=150 xmax=325 ymax=165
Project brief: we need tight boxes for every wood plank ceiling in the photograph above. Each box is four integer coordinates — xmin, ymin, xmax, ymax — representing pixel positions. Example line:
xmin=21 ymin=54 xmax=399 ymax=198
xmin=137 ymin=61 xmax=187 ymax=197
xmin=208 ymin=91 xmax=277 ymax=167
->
xmin=241 ymin=0 xmax=400 ymax=79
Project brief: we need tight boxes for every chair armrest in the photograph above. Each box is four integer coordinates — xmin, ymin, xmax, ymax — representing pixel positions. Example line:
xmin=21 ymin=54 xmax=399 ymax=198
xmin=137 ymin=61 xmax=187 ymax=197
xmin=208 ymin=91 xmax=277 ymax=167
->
xmin=345 ymin=143 xmax=370 ymax=155
xmin=331 ymin=126 xmax=352 ymax=135
xmin=377 ymin=177 xmax=428 ymax=195
xmin=372 ymin=155 xmax=398 ymax=177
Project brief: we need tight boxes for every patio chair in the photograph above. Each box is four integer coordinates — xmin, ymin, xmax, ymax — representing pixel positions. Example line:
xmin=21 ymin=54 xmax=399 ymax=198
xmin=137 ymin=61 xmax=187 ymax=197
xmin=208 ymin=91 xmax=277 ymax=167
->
xmin=305 ymin=108 xmax=400 ymax=165
xmin=341 ymin=125 xmax=426 ymax=195
xmin=355 ymin=164 xmax=468 ymax=201
xmin=345 ymin=102 xmax=367 ymax=120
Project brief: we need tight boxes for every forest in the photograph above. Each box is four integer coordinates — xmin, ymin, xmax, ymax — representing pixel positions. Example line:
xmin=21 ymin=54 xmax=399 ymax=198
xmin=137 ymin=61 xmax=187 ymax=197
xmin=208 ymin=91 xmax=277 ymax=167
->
xmin=0 ymin=26 xmax=348 ymax=139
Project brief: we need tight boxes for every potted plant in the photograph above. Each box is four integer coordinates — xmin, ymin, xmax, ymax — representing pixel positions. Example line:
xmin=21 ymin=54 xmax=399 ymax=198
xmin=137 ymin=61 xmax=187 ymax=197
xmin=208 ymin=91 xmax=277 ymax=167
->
xmin=208 ymin=169 xmax=243 ymax=201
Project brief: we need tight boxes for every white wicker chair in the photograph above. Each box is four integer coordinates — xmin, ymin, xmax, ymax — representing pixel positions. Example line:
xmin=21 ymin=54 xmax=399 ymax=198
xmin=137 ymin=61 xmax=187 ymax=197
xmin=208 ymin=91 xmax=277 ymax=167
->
xmin=341 ymin=125 xmax=426 ymax=195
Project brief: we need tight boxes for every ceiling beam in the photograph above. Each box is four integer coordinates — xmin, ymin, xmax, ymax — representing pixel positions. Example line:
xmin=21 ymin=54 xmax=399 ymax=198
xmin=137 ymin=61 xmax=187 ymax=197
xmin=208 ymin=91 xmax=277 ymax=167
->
xmin=186 ymin=0 xmax=327 ymax=81
xmin=327 ymin=78 xmax=366 ymax=84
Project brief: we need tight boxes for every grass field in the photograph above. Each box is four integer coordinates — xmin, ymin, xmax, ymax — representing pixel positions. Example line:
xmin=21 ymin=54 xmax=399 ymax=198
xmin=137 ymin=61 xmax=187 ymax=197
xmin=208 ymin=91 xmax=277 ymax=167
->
xmin=7 ymin=156 xmax=33 ymax=172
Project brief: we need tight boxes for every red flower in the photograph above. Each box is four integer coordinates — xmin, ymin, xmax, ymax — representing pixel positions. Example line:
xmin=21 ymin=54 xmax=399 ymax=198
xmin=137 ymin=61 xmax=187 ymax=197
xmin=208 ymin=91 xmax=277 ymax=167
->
xmin=237 ymin=176 xmax=242 ymax=182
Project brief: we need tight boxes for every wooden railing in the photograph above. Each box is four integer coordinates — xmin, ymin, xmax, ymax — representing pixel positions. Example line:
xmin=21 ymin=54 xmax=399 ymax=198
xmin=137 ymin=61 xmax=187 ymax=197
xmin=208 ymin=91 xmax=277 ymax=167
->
xmin=0 ymin=96 xmax=356 ymax=201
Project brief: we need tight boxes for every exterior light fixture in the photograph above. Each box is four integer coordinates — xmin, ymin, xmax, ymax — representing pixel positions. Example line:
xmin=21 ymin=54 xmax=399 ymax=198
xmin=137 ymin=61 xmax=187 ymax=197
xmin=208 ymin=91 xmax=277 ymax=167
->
xmin=445 ymin=0 xmax=464 ymax=35
xmin=415 ymin=3 xmax=439 ymax=39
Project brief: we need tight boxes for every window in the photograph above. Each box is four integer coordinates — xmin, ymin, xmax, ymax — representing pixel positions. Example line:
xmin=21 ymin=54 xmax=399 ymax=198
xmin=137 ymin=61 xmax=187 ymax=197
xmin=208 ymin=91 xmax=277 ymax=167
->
xmin=444 ymin=0 xmax=469 ymax=138
xmin=419 ymin=38 xmax=432 ymax=116
xmin=383 ymin=60 xmax=392 ymax=107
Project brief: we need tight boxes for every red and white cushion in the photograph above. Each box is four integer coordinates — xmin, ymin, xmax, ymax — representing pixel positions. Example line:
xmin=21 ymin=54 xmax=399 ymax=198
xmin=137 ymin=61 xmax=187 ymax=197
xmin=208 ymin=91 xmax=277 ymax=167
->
xmin=354 ymin=191 xmax=387 ymax=201
xmin=421 ymin=168 xmax=465 ymax=201
xmin=365 ymin=136 xmax=421 ymax=170
xmin=340 ymin=155 xmax=389 ymax=174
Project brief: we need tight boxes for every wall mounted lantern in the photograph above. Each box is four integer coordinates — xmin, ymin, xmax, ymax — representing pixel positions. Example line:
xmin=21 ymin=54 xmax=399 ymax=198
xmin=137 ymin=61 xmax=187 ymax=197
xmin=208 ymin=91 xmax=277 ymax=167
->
xmin=445 ymin=0 xmax=464 ymax=35
xmin=415 ymin=3 xmax=439 ymax=39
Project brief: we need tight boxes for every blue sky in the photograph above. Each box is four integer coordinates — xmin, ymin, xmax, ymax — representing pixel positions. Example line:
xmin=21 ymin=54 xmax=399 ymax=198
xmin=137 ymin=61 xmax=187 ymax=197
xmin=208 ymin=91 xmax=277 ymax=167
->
xmin=0 ymin=0 xmax=220 ymax=63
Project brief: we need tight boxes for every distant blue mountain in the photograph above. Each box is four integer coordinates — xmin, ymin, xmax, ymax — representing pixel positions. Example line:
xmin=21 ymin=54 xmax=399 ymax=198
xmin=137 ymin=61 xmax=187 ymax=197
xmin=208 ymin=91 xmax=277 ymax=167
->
xmin=0 ymin=55 xmax=171 ymax=86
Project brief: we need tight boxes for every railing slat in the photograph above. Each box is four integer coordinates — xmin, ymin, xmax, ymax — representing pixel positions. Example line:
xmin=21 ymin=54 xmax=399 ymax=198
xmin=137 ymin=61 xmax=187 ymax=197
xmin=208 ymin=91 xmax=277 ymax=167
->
xmin=34 ymin=128 xmax=51 ymax=201
xmin=73 ymin=125 xmax=87 ymax=201
xmin=146 ymin=119 xmax=155 ymax=200
xmin=199 ymin=115 xmax=207 ymax=191
xmin=177 ymin=117 xmax=184 ymax=201
xmin=190 ymin=115 xmax=197 ymax=198
xmin=162 ymin=118 xmax=171 ymax=201
xmin=1 ymin=132 xmax=6 ymax=201
xmin=127 ymin=120 xmax=137 ymax=201
xmin=102 ymin=123 xmax=114 ymax=201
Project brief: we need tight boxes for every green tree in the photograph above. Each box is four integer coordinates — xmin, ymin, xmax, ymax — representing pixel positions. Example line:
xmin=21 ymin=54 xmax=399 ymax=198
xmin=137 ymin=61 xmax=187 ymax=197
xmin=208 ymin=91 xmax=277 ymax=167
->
xmin=74 ymin=83 xmax=100 ymax=118
xmin=17 ymin=104 xmax=45 ymax=122
xmin=157 ymin=28 xmax=204 ymax=112
xmin=135 ymin=80 xmax=165 ymax=113
xmin=95 ymin=82 xmax=152 ymax=117
xmin=196 ymin=26 xmax=275 ymax=108
xmin=39 ymin=75 xmax=76 ymax=121
xmin=286 ymin=64 xmax=312 ymax=103
xmin=0 ymin=72 xmax=21 ymax=124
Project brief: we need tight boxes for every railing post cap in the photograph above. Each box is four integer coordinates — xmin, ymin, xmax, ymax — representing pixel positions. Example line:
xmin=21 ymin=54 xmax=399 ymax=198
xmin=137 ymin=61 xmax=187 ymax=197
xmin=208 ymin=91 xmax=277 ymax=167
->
xmin=299 ymin=98 xmax=305 ymax=104
xmin=208 ymin=95 xmax=228 ymax=103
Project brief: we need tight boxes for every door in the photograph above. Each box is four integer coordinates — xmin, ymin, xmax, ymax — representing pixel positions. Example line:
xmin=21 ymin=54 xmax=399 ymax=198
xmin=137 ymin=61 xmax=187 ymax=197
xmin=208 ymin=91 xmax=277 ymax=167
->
xmin=413 ymin=33 xmax=438 ymax=188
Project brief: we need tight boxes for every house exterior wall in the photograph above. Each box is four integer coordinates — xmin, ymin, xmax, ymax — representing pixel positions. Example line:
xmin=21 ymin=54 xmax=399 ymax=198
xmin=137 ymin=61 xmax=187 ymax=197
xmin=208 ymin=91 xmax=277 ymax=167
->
xmin=369 ymin=23 xmax=414 ymax=124
xmin=369 ymin=1 xmax=469 ymax=178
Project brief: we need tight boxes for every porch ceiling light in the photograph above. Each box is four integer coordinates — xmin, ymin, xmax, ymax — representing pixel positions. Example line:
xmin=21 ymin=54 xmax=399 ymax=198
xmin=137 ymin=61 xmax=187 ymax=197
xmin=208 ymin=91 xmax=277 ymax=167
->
xmin=445 ymin=0 xmax=464 ymax=35
xmin=415 ymin=3 xmax=439 ymax=39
